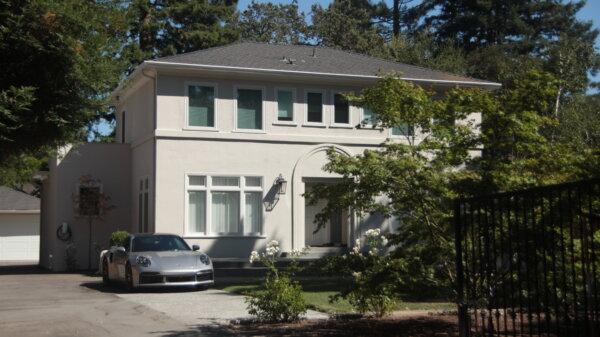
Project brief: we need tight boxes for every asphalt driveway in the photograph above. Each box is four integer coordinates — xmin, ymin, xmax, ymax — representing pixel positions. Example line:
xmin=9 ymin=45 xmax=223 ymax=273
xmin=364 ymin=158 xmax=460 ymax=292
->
xmin=0 ymin=264 xmax=327 ymax=337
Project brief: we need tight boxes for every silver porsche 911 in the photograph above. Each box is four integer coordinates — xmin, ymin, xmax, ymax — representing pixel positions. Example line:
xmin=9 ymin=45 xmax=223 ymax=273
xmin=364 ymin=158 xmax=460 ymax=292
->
xmin=99 ymin=233 xmax=213 ymax=290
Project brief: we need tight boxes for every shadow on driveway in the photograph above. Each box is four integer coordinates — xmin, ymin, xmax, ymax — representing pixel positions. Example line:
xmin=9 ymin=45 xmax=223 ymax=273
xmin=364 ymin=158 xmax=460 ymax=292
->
xmin=80 ymin=280 xmax=204 ymax=294
xmin=0 ymin=264 xmax=49 ymax=275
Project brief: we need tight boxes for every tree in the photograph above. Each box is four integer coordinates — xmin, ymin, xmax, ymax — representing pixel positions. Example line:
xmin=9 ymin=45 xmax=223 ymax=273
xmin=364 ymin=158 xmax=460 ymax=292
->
xmin=73 ymin=175 xmax=114 ymax=270
xmin=307 ymin=71 xmax=598 ymax=296
xmin=239 ymin=0 xmax=310 ymax=44
xmin=380 ymin=32 xmax=468 ymax=75
xmin=415 ymin=0 xmax=600 ymax=89
xmin=121 ymin=0 xmax=239 ymax=72
xmin=311 ymin=0 xmax=386 ymax=54
xmin=0 ymin=0 xmax=127 ymax=186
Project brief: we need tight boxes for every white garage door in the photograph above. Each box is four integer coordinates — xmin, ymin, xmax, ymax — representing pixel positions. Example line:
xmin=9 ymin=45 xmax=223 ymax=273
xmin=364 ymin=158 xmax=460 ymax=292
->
xmin=0 ymin=214 xmax=40 ymax=261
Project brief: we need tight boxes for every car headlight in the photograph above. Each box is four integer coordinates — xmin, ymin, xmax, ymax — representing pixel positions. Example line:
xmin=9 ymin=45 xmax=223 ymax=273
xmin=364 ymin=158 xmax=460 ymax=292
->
xmin=136 ymin=255 xmax=151 ymax=267
xmin=199 ymin=254 xmax=210 ymax=265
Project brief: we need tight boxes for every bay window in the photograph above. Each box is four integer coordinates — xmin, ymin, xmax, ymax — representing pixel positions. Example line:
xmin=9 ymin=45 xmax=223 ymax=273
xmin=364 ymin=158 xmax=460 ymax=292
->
xmin=186 ymin=175 xmax=263 ymax=236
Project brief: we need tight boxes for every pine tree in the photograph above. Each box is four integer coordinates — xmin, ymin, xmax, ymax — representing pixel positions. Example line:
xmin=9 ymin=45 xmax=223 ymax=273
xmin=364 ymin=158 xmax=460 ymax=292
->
xmin=239 ymin=0 xmax=310 ymax=44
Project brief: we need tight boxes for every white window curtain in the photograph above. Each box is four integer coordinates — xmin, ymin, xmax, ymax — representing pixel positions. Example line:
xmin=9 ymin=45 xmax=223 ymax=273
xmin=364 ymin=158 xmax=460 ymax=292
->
xmin=244 ymin=192 xmax=262 ymax=233
xmin=188 ymin=191 xmax=206 ymax=233
xmin=211 ymin=191 xmax=240 ymax=233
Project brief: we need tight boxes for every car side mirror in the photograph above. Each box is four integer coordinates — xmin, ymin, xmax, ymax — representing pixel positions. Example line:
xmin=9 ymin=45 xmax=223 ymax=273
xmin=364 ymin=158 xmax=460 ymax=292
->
xmin=116 ymin=246 xmax=126 ymax=253
xmin=192 ymin=245 xmax=200 ymax=251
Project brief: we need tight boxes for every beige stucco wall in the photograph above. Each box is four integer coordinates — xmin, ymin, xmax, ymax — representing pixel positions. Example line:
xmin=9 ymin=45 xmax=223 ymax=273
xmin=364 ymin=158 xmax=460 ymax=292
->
xmin=116 ymin=77 xmax=155 ymax=144
xmin=154 ymin=137 xmax=394 ymax=259
xmin=40 ymin=143 xmax=131 ymax=271
xmin=156 ymin=73 xmax=399 ymax=141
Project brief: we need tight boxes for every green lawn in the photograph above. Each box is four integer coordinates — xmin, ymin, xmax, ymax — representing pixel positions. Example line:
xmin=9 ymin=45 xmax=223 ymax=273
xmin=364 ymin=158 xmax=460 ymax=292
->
xmin=215 ymin=278 xmax=454 ymax=314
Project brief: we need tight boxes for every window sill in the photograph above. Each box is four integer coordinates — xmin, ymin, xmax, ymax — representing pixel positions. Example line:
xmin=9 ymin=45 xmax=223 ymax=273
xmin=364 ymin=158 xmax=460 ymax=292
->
xmin=232 ymin=129 xmax=267 ymax=134
xmin=183 ymin=127 xmax=219 ymax=132
xmin=272 ymin=121 xmax=298 ymax=126
xmin=184 ymin=235 xmax=267 ymax=239
xmin=329 ymin=124 xmax=354 ymax=129
xmin=302 ymin=123 xmax=327 ymax=128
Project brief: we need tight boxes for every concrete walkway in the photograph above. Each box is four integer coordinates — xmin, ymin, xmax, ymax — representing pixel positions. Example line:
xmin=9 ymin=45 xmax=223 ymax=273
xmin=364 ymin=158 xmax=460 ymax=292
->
xmin=118 ymin=288 xmax=328 ymax=326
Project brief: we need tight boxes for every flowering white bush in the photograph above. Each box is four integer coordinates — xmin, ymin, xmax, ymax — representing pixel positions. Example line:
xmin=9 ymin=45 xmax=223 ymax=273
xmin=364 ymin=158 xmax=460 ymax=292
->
xmin=246 ymin=240 xmax=309 ymax=322
xmin=328 ymin=230 xmax=400 ymax=317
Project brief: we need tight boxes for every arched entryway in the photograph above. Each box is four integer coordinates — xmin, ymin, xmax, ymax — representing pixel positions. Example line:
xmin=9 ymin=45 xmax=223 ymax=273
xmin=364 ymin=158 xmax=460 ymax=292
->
xmin=290 ymin=144 xmax=354 ymax=250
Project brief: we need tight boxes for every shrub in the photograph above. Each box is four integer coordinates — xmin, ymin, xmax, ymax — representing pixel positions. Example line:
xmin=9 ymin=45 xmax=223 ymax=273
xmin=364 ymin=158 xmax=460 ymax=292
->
xmin=327 ymin=229 xmax=402 ymax=317
xmin=246 ymin=240 xmax=309 ymax=322
xmin=109 ymin=230 xmax=129 ymax=247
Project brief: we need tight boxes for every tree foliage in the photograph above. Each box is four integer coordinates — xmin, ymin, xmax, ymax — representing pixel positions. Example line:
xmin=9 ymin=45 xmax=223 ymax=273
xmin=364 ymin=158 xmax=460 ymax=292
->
xmin=0 ymin=0 xmax=126 ymax=185
xmin=307 ymin=71 xmax=598 ymax=296
xmin=239 ymin=0 xmax=309 ymax=44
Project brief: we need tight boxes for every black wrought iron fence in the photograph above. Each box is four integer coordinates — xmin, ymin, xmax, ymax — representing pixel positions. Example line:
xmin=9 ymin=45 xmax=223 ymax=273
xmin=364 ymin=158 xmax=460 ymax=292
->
xmin=455 ymin=179 xmax=600 ymax=336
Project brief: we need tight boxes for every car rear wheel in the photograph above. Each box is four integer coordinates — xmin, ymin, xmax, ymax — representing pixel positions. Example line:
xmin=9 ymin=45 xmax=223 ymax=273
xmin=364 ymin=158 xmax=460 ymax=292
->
xmin=125 ymin=263 xmax=135 ymax=291
xmin=102 ymin=259 xmax=110 ymax=285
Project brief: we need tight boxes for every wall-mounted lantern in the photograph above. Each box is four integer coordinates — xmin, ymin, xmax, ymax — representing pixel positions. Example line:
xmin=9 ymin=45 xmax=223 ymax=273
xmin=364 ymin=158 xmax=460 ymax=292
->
xmin=276 ymin=174 xmax=287 ymax=194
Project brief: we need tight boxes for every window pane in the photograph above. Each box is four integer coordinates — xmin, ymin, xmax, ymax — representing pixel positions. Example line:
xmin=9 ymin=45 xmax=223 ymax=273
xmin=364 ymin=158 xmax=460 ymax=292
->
xmin=189 ymin=176 xmax=206 ymax=186
xmin=306 ymin=92 xmax=322 ymax=123
xmin=334 ymin=93 xmax=349 ymax=124
xmin=245 ymin=192 xmax=262 ymax=234
xmin=392 ymin=124 xmax=415 ymax=136
xmin=362 ymin=107 xmax=377 ymax=124
xmin=188 ymin=191 xmax=206 ymax=233
xmin=277 ymin=90 xmax=293 ymax=121
xmin=237 ymin=89 xmax=262 ymax=129
xmin=245 ymin=177 xmax=262 ymax=187
xmin=212 ymin=176 xmax=239 ymax=187
xmin=211 ymin=191 xmax=240 ymax=233
xmin=188 ymin=85 xmax=214 ymax=127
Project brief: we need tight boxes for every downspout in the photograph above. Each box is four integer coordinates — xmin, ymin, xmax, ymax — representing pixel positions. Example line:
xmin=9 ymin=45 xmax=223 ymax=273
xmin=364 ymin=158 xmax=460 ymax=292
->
xmin=140 ymin=67 xmax=157 ymax=233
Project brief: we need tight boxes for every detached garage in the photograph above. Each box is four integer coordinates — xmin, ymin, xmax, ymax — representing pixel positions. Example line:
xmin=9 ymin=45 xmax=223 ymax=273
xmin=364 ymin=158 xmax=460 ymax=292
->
xmin=0 ymin=187 xmax=40 ymax=262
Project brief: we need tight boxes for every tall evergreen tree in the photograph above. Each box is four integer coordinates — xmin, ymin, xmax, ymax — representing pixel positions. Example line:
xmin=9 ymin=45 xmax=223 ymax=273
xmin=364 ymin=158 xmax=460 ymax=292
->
xmin=311 ymin=0 xmax=385 ymax=54
xmin=122 ymin=0 xmax=239 ymax=72
xmin=239 ymin=0 xmax=310 ymax=44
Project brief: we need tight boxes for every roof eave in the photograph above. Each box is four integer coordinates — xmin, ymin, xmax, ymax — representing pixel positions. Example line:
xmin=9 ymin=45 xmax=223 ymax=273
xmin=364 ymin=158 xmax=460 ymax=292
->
xmin=145 ymin=60 xmax=502 ymax=89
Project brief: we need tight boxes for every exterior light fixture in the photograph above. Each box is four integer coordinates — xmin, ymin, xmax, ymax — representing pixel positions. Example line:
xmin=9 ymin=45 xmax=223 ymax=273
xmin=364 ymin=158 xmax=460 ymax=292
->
xmin=276 ymin=174 xmax=287 ymax=194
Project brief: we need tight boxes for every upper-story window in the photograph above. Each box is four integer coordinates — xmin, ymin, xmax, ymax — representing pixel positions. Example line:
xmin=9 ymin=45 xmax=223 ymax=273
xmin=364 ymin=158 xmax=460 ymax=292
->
xmin=276 ymin=89 xmax=294 ymax=122
xmin=332 ymin=93 xmax=350 ymax=126
xmin=187 ymin=84 xmax=216 ymax=128
xmin=361 ymin=107 xmax=377 ymax=125
xmin=391 ymin=124 xmax=415 ymax=137
xmin=236 ymin=88 xmax=263 ymax=130
xmin=306 ymin=91 xmax=324 ymax=124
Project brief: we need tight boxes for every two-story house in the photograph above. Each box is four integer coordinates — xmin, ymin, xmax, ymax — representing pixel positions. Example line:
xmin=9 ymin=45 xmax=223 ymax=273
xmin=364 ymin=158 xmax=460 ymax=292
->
xmin=39 ymin=42 xmax=499 ymax=271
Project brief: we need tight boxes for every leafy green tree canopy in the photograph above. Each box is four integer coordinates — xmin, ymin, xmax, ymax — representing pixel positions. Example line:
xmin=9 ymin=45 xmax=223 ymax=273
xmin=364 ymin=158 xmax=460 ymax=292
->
xmin=0 ymin=0 xmax=126 ymax=185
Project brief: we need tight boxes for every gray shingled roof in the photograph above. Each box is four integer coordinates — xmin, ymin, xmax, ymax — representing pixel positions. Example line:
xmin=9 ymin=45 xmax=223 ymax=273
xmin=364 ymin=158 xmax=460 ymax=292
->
xmin=0 ymin=186 xmax=40 ymax=211
xmin=155 ymin=42 xmax=496 ymax=85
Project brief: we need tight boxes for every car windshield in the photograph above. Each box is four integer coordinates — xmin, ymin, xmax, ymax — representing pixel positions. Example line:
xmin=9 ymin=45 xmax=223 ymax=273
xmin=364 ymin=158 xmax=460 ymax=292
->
xmin=131 ymin=235 xmax=190 ymax=252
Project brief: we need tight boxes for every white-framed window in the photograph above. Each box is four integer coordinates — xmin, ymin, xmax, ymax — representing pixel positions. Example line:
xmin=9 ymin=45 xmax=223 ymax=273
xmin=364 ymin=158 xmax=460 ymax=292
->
xmin=361 ymin=106 xmax=378 ymax=126
xmin=185 ymin=82 xmax=218 ymax=130
xmin=274 ymin=88 xmax=296 ymax=124
xmin=235 ymin=86 xmax=265 ymax=131
xmin=186 ymin=175 xmax=264 ymax=236
xmin=304 ymin=90 xmax=325 ymax=126
xmin=139 ymin=177 xmax=149 ymax=233
xmin=331 ymin=92 xmax=352 ymax=127
xmin=390 ymin=124 xmax=415 ymax=137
